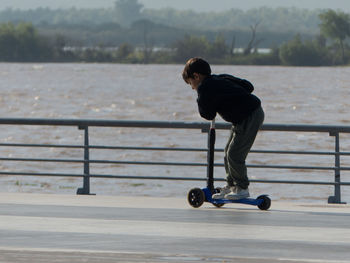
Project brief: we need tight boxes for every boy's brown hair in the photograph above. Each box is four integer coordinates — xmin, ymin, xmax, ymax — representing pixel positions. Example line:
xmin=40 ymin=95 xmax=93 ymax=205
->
xmin=182 ymin=57 xmax=211 ymax=84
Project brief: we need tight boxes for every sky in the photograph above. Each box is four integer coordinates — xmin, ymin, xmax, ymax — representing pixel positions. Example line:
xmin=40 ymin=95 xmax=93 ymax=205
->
xmin=0 ymin=0 xmax=349 ymax=12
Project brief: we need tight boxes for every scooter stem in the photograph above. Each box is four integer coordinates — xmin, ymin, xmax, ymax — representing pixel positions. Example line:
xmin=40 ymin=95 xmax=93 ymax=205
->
xmin=211 ymin=119 xmax=215 ymax=129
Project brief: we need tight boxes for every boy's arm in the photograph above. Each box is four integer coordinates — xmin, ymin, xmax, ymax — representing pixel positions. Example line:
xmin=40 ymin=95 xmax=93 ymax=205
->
xmin=197 ymin=94 xmax=216 ymax=120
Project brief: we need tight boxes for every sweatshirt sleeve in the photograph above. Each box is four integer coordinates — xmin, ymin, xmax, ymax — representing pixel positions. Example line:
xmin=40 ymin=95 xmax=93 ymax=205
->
xmin=197 ymin=92 xmax=217 ymax=120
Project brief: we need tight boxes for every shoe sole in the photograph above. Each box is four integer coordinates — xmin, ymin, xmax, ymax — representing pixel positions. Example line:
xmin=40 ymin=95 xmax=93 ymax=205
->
xmin=212 ymin=195 xmax=225 ymax=200
xmin=224 ymin=194 xmax=250 ymax=200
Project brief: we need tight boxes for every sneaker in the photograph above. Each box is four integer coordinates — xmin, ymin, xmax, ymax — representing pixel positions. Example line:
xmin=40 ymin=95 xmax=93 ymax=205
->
xmin=225 ymin=187 xmax=250 ymax=200
xmin=212 ymin=185 xmax=235 ymax=199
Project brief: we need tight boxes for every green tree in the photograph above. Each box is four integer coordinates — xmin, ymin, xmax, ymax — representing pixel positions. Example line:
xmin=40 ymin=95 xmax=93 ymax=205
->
xmin=207 ymin=34 xmax=228 ymax=62
xmin=15 ymin=22 xmax=40 ymax=61
xmin=173 ymin=35 xmax=209 ymax=63
xmin=115 ymin=43 xmax=134 ymax=61
xmin=279 ymin=34 xmax=329 ymax=66
xmin=319 ymin=9 xmax=350 ymax=64
xmin=0 ymin=22 xmax=53 ymax=62
xmin=0 ymin=23 xmax=18 ymax=61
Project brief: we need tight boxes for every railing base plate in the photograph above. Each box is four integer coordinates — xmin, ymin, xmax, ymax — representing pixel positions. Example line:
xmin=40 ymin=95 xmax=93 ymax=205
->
xmin=328 ymin=195 xmax=346 ymax=204
xmin=76 ymin=188 xmax=96 ymax=195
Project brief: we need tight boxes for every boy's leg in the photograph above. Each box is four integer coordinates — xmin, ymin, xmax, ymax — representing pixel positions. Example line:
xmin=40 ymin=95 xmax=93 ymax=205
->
xmin=212 ymin=128 xmax=236 ymax=199
xmin=226 ymin=107 xmax=264 ymax=189
xmin=224 ymin=128 xmax=235 ymax=186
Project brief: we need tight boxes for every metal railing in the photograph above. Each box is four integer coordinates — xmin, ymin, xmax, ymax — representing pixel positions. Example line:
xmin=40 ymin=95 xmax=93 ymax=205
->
xmin=0 ymin=118 xmax=349 ymax=203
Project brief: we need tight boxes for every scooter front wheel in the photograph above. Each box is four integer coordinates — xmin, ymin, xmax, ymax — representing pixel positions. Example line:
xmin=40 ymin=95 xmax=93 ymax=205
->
xmin=212 ymin=203 xmax=225 ymax=208
xmin=212 ymin=187 xmax=225 ymax=207
xmin=188 ymin=188 xmax=205 ymax=208
xmin=257 ymin=195 xmax=271 ymax=210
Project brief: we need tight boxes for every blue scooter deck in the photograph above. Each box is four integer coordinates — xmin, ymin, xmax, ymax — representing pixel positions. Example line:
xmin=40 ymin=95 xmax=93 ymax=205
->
xmin=202 ymin=187 xmax=266 ymax=206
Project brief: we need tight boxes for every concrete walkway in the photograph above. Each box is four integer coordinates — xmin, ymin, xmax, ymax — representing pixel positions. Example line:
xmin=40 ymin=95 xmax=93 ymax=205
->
xmin=0 ymin=193 xmax=350 ymax=263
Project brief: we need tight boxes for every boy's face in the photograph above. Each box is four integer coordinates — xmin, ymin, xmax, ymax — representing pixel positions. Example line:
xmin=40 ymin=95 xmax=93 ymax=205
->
xmin=187 ymin=73 xmax=202 ymax=91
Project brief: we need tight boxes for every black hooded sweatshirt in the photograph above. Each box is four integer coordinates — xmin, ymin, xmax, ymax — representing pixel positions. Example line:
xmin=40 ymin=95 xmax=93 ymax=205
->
xmin=196 ymin=74 xmax=261 ymax=125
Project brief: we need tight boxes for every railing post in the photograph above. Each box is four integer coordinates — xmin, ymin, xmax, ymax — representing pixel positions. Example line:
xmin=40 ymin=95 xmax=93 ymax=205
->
xmin=202 ymin=123 xmax=215 ymax=192
xmin=207 ymin=124 xmax=215 ymax=192
xmin=328 ymin=132 xmax=342 ymax=203
xmin=77 ymin=125 xmax=92 ymax=195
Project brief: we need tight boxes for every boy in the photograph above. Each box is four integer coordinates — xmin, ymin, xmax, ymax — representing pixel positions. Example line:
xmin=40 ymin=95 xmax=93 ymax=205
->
xmin=182 ymin=57 xmax=264 ymax=200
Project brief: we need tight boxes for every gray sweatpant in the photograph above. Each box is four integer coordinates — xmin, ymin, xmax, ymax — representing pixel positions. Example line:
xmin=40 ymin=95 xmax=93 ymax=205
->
xmin=224 ymin=106 xmax=264 ymax=189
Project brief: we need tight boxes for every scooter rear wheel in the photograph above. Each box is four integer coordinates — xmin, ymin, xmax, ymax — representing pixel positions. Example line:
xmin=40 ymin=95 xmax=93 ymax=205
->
xmin=257 ymin=195 xmax=271 ymax=210
xmin=188 ymin=188 xmax=205 ymax=208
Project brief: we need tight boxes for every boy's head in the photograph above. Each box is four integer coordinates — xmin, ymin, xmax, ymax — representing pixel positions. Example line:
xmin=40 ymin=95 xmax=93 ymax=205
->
xmin=182 ymin=58 xmax=211 ymax=90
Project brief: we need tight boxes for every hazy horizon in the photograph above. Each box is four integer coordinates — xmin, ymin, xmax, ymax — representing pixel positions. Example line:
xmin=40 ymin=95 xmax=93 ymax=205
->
xmin=0 ymin=0 xmax=349 ymax=12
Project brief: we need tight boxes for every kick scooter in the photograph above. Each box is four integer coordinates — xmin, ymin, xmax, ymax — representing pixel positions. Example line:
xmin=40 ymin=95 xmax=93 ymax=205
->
xmin=187 ymin=119 xmax=271 ymax=210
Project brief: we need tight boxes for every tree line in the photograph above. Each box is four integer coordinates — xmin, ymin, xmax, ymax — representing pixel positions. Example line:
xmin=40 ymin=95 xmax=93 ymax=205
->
xmin=0 ymin=0 xmax=325 ymax=49
xmin=0 ymin=9 xmax=349 ymax=66
xmin=0 ymin=0 xmax=326 ymax=62
xmin=0 ymin=3 xmax=320 ymax=33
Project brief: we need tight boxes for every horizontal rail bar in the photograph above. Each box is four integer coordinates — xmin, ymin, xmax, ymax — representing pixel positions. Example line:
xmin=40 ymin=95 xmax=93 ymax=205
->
xmin=91 ymin=160 xmax=343 ymax=171
xmin=0 ymin=158 xmax=206 ymax=166
xmin=0 ymin=143 xmax=207 ymax=152
xmin=89 ymin=146 xmax=207 ymax=152
xmin=2 ymin=143 xmax=350 ymax=156
xmin=4 ymin=171 xmax=349 ymax=186
xmin=3 ymin=142 xmax=350 ymax=158
xmin=3 ymin=157 xmax=350 ymax=171
xmin=250 ymin=150 xmax=350 ymax=156
xmin=247 ymin=164 xmax=338 ymax=170
xmin=2 ymin=167 xmax=350 ymax=189
xmin=249 ymin=179 xmax=350 ymax=186
xmin=0 ymin=157 xmax=83 ymax=163
xmin=82 ymin=173 xmax=350 ymax=186
xmin=1 ymin=118 xmax=350 ymax=133
xmin=0 ymin=171 xmax=83 ymax=177
xmin=0 ymin=143 xmax=83 ymax=149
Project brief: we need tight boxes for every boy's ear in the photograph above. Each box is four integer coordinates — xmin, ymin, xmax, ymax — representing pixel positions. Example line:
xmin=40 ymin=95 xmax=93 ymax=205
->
xmin=193 ymin=73 xmax=200 ymax=79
